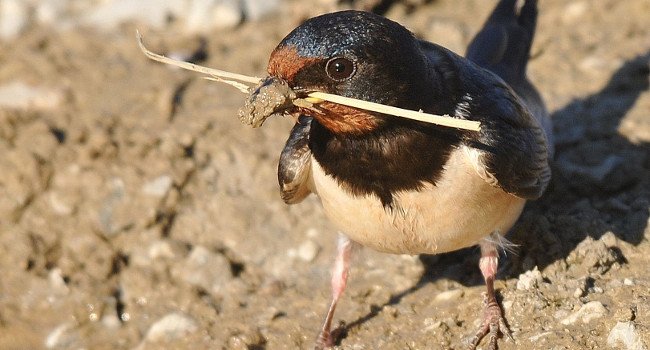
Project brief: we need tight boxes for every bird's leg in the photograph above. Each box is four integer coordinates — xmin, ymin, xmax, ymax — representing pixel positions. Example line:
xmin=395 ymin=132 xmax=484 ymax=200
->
xmin=315 ymin=235 xmax=355 ymax=350
xmin=467 ymin=237 xmax=513 ymax=350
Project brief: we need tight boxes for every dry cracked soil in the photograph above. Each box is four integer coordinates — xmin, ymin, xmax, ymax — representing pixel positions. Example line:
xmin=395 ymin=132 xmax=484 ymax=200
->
xmin=0 ymin=0 xmax=649 ymax=349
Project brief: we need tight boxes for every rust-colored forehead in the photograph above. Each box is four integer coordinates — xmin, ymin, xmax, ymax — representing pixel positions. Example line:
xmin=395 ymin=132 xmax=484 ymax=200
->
xmin=268 ymin=46 xmax=320 ymax=83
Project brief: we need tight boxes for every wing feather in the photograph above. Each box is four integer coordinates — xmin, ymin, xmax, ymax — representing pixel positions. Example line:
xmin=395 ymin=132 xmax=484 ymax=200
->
xmin=278 ymin=116 xmax=313 ymax=204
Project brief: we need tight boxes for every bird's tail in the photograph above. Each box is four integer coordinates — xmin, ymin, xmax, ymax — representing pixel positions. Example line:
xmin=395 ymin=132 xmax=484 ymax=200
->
xmin=466 ymin=0 xmax=554 ymax=156
xmin=465 ymin=0 xmax=538 ymax=85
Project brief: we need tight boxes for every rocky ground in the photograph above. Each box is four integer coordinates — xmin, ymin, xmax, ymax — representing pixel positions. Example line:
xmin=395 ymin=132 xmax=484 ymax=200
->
xmin=0 ymin=0 xmax=649 ymax=349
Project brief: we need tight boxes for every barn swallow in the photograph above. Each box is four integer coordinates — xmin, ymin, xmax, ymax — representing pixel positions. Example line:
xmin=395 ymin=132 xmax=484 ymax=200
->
xmin=247 ymin=0 xmax=552 ymax=349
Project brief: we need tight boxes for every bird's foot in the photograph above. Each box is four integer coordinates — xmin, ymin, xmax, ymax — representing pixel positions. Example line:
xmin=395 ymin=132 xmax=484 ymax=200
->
xmin=314 ymin=330 xmax=334 ymax=350
xmin=466 ymin=292 xmax=513 ymax=350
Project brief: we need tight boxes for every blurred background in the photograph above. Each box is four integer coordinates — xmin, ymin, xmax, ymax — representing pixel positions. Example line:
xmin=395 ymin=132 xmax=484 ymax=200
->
xmin=0 ymin=0 xmax=648 ymax=349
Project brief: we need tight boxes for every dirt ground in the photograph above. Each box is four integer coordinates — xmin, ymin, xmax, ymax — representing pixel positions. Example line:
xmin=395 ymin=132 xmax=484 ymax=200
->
xmin=0 ymin=0 xmax=649 ymax=349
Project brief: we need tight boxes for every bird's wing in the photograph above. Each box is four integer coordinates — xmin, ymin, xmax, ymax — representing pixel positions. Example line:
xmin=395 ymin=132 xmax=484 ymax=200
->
xmin=464 ymin=78 xmax=551 ymax=200
xmin=278 ymin=116 xmax=313 ymax=204
xmin=457 ymin=0 xmax=550 ymax=199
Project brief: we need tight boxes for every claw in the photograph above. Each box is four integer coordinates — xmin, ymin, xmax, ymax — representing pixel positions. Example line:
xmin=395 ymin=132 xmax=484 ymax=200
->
xmin=314 ymin=331 xmax=334 ymax=350
xmin=466 ymin=293 xmax=512 ymax=350
xmin=466 ymin=233 xmax=516 ymax=350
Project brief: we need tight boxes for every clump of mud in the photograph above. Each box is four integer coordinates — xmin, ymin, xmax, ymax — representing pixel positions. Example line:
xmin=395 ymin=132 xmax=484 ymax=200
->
xmin=238 ymin=76 xmax=296 ymax=127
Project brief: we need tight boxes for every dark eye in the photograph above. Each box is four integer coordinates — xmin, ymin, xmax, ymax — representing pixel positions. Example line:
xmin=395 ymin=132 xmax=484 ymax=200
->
xmin=325 ymin=57 xmax=355 ymax=81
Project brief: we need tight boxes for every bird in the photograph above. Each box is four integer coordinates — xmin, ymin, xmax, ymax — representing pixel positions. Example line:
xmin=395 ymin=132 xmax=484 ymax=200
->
xmin=255 ymin=0 xmax=552 ymax=349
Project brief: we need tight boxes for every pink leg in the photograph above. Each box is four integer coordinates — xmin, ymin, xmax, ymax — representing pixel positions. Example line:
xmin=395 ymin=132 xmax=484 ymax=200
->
xmin=467 ymin=238 xmax=513 ymax=350
xmin=315 ymin=235 xmax=355 ymax=350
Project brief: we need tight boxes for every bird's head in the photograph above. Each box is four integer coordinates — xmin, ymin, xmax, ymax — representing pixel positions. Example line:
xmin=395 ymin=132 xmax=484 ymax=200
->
xmin=265 ymin=10 xmax=439 ymax=135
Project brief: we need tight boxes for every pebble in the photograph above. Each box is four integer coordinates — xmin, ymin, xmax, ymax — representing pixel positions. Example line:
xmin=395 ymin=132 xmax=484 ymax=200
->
xmin=516 ymin=266 xmax=544 ymax=291
xmin=607 ymin=321 xmax=648 ymax=350
xmin=148 ymin=240 xmax=178 ymax=260
xmin=529 ymin=331 xmax=553 ymax=342
xmin=296 ymin=240 xmax=320 ymax=262
xmin=0 ymin=81 xmax=64 ymax=110
xmin=560 ymin=301 xmax=608 ymax=325
xmin=186 ymin=0 xmax=242 ymax=32
xmin=0 ymin=0 xmax=29 ymax=40
xmin=144 ymin=312 xmax=199 ymax=342
xmin=306 ymin=228 xmax=319 ymax=238
xmin=48 ymin=191 xmax=75 ymax=216
xmin=142 ymin=175 xmax=174 ymax=197
xmin=573 ymin=287 xmax=585 ymax=298
xmin=48 ymin=268 xmax=69 ymax=295
xmin=45 ymin=323 xmax=79 ymax=349
xmin=35 ymin=0 xmax=67 ymax=25
xmin=433 ymin=289 xmax=464 ymax=303
xmin=423 ymin=317 xmax=444 ymax=332
xmin=100 ymin=297 xmax=121 ymax=329
xmin=242 ymin=0 xmax=281 ymax=21
xmin=561 ymin=1 xmax=588 ymax=23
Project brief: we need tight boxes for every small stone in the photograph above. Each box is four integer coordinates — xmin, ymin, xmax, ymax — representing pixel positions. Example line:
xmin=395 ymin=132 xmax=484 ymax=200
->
xmin=45 ymin=323 xmax=79 ymax=349
xmin=100 ymin=296 xmax=121 ymax=329
xmin=600 ymin=231 xmax=619 ymax=247
xmin=517 ymin=266 xmax=544 ymax=291
xmin=562 ymin=1 xmax=588 ymax=23
xmin=145 ymin=312 xmax=198 ymax=342
xmin=48 ymin=268 xmax=69 ymax=295
xmin=148 ymin=240 xmax=177 ymax=260
xmin=297 ymin=240 xmax=320 ymax=262
xmin=0 ymin=0 xmax=29 ymax=40
xmin=382 ymin=305 xmax=399 ymax=318
xmin=529 ymin=331 xmax=553 ymax=342
xmin=607 ymin=321 xmax=648 ymax=350
xmin=35 ymin=0 xmax=66 ymax=25
xmin=624 ymin=278 xmax=635 ymax=286
xmin=142 ymin=175 xmax=173 ymax=197
xmin=590 ymin=286 xmax=604 ymax=294
xmin=434 ymin=289 xmax=464 ymax=303
xmin=242 ymin=0 xmax=281 ymax=21
xmin=573 ymin=287 xmax=585 ymax=298
xmin=502 ymin=300 xmax=513 ymax=312
xmin=423 ymin=317 xmax=444 ymax=332
xmin=227 ymin=328 xmax=265 ymax=350
xmin=306 ymin=228 xmax=319 ymax=238
xmin=101 ymin=313 xmax=121 ymax=329
xmin=0 ymin=81 xmax=63 ymax=110
xmin=48 ymin=192 xmax=74 ymax=215
xmin=186 ymin=0 xmax=243 ymax=32
xmin=561 ymin=301 xmax=608 ymax=325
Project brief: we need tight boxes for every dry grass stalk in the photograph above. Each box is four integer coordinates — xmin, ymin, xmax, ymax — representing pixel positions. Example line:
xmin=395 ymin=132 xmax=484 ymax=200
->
xmin=307 ymin=92 xmax=481 ymax=131
xmin=136 ymin=32 xmax=481 ymax=132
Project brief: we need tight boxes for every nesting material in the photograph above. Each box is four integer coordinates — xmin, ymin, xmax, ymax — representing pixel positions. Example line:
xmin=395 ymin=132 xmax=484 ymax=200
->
xmin=137 ymin=32 xmax=481 ymax=132
xmin=238 ymin=76 xmax=296 ymax=127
